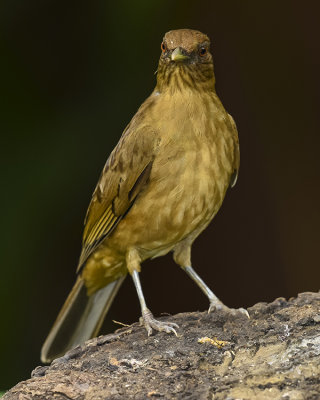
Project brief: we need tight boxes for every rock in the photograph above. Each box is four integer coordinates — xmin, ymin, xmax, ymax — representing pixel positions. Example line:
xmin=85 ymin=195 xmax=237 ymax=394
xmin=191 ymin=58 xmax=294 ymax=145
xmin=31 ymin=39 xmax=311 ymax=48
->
xmin=3 ymin=292 xmax=320 ymax=399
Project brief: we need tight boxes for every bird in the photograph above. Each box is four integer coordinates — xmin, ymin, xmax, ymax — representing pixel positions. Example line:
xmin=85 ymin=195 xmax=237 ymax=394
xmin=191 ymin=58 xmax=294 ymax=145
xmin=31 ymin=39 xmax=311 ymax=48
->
xmin=41 ymin=28 xmax=247 ymax=364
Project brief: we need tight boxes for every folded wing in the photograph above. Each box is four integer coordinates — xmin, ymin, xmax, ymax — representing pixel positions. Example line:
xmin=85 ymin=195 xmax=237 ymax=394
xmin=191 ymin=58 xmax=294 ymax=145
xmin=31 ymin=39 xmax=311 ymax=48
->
xmin=77 ymin=123 xmax=159 ymax=272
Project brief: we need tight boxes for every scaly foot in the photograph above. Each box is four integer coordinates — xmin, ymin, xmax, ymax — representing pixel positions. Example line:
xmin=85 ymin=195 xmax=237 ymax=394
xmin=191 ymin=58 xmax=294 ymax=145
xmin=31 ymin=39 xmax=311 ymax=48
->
xmin=209 ymin=301 xmax=250 ymax=318
xmin=140 ymin=308 xmax=179 ymax=336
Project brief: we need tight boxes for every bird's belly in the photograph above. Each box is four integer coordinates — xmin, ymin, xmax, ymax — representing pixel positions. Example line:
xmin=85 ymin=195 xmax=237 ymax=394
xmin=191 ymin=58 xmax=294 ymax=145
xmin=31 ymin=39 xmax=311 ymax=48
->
xmin=107 ymin=141 xmax=232 ymax=260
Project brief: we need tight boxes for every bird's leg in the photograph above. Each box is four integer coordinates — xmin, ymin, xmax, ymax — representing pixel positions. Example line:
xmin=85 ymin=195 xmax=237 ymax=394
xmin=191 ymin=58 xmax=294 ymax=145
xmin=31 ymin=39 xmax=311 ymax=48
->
xmin=131 ymin=270 xmax=179 ymax=336
xmin=174 ymin=242 xmax=249 ymax=317
xmin=183 ymin=266 xmax=249 ymax=318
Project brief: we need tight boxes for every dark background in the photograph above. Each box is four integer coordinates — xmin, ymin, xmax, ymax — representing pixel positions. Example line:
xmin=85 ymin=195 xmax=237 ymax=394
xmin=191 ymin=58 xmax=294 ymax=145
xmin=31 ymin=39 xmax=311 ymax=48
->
xmin=1 ymin=0 xmax=319 ymax=389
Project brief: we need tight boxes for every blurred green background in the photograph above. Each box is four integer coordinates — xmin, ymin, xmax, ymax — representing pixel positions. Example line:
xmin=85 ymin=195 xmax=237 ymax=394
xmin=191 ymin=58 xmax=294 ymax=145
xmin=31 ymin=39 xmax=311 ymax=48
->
xmin=1 ymin=0 xmax=319 ymax=390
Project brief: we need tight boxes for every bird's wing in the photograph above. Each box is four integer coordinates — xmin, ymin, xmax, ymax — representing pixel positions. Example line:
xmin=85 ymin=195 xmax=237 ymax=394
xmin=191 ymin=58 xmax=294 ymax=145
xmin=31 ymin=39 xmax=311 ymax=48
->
xmin=77 ymin=123 xmax=158 ymax=272
xmin=227 ymin=113 xmax=240 ymax=188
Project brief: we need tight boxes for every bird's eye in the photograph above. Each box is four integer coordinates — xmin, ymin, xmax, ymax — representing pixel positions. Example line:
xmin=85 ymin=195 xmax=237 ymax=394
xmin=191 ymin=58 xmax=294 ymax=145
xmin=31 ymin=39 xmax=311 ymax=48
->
xmin=199 ymin=47 xmax=207 ymax=56
xmin=161 ymin=42 xmax=167 ymax=53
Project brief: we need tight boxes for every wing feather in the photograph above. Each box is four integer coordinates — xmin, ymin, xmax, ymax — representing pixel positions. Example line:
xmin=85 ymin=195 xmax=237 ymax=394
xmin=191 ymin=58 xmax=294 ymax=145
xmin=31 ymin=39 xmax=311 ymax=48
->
xmin=227 ymin=113 xmax=240 ymax=188
xmin=77 ymin=121 xmax=158 ymax=273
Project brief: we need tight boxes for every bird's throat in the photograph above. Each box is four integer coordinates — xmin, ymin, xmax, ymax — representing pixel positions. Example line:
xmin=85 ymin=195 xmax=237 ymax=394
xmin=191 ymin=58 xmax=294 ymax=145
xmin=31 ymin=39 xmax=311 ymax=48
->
xmin=156 ymin=63 xmax=215 ymax=94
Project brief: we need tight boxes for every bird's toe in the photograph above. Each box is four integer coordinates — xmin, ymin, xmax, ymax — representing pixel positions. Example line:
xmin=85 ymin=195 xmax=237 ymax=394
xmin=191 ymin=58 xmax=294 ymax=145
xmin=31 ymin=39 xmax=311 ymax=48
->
xmin=209 ymin=302 xmax=250 ymax=319
xmin=141 ymin=309 xmax=179 ymax=336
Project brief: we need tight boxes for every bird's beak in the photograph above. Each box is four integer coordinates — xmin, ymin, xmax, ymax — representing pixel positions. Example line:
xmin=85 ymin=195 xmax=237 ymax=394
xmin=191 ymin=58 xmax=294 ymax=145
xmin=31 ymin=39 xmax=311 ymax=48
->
xmin=171 ymin=47 xmax=189 ymax=62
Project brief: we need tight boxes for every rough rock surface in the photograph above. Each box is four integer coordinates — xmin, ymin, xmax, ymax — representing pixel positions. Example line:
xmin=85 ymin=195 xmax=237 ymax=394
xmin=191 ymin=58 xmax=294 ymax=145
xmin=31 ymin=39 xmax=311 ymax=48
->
xmin=4 ymin=292 xmax=320 ymax=400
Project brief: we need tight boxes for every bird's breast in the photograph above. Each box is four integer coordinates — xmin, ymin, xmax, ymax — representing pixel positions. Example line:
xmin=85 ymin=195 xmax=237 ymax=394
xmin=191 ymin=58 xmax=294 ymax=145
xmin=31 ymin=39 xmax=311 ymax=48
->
xmin=106 ymin=90 xmax=235 ymax=260
xmin=148 ymin=128 xmax=232 ymax=238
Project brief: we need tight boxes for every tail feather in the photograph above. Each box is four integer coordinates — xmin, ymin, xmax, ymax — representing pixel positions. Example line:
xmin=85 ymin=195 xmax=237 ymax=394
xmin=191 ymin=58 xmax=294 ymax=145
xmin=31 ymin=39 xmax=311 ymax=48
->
xmin=41 ymin=276 xmax=125 ymax=363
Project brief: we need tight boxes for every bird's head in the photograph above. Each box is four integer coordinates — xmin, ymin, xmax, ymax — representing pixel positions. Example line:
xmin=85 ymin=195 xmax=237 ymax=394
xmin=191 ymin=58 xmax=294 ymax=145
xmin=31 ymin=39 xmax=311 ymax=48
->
xmin=156 ymin=29 xmax=215 ymax=92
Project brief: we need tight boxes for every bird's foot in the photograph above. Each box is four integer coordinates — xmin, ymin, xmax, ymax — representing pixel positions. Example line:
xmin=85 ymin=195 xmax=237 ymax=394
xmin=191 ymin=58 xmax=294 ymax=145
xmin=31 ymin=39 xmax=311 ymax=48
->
xmin=209 ymin=301 xmax=250 ymax=318
xmin=140 ymin=308 xmax=179 ymax=336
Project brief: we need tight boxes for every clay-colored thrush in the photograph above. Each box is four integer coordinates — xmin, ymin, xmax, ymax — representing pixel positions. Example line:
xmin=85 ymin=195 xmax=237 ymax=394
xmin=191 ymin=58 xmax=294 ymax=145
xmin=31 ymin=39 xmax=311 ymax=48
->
xmin=41 ymin=29 xmax=247 ymax=363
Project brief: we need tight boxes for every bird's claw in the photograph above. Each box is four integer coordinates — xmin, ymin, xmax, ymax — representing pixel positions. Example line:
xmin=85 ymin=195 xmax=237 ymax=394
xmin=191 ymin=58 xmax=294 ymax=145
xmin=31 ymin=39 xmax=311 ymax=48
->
xmin=140 ymin=309 xmax=179 ymax=336
xmin=209 ymin=302 xmax=250 ymax=318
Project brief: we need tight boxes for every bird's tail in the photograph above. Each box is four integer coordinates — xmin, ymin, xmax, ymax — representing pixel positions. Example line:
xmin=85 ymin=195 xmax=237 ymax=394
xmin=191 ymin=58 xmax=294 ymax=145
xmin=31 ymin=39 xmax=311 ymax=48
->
xmin=41 ymin=276 xmax=125 ymax=363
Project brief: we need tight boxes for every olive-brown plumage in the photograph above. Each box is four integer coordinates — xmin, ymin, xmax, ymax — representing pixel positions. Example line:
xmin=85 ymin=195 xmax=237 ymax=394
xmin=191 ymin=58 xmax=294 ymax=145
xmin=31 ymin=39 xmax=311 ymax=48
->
xmin=41 ymin=29 xmax=245 ymax=363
